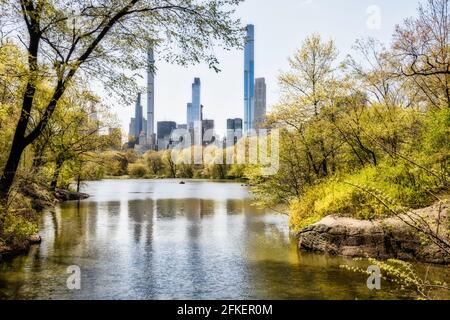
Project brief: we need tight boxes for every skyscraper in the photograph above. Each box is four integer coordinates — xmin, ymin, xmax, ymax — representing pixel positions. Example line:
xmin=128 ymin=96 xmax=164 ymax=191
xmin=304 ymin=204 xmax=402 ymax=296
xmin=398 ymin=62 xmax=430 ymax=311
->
xmin=202 ymin=119 xmax=215 ymax=145
xmin=244 ymin=24 xmax=255 ymax=133
xmin=129 ymin=118 xmax=136 ymax=139
xmin=147 ymin=47 xmax=155 ymax=143
xmin=187 ymin=78 xmax=202 ymax=130
xmin=226 ymin=118 xmax=243 ymax=146
xmin=254 ymin=78 xmax=266 ymax=128
xmin=157 ymin=121 xmax=177 ymax=150
xmin=186 ymin=102 xmax=193 ymax=128
xmin=134 ymin=93 xmax=143 ymax=138
xmin=157 ymin=121 xmax=177 ymax=140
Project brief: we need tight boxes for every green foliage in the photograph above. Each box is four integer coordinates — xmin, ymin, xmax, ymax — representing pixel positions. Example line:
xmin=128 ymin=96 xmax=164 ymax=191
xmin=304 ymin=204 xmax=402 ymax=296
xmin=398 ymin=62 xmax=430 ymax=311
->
xmin=420 ymin=108 xmax=450 ymax=179
xmin=128 ymin=163 xmax=148 ymax=178
xmin=246 ymin=31 xmax=450 ymax=233
xmin=289 ymin=159 xmax=446 ymax=232
xmin=80 ymin=162 xmax=106 ymax=181
xmin=0 ymin=196 xmax=38 ymax=248
xmin=144 ymin=151 xmax=165 ymax=176
xmin=341 ymin=258 xmax=449 ymax=300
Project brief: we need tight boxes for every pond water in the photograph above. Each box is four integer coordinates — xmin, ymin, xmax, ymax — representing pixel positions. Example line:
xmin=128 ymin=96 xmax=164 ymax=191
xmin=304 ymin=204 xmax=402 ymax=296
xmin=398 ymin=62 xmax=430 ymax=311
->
xmin=0 ymin=180 xmax=448 ymax=300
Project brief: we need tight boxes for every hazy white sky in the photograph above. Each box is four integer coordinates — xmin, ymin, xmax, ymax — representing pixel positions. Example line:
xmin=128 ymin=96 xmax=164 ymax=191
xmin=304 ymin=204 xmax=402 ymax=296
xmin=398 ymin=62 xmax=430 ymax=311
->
xmin=111 ymin=0 xmax=421 ymax=136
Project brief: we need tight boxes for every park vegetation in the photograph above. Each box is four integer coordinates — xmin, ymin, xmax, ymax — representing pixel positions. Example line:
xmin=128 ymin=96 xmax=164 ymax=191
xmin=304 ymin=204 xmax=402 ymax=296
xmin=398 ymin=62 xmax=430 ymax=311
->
xmin=0 ymin=0 xmax=244 ymax=250
xmin=246 ymin=0 xmax=449 ymax=235
xmin=0 ymin=0 xmax=448 ymax=278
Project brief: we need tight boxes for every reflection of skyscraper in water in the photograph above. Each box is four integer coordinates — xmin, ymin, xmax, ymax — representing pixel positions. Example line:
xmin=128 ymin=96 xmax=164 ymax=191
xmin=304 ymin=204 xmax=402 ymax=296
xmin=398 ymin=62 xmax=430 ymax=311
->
xmin=244 ymin=24 xmax=255 ymax=132
xmin=185 ymin=199 xmax=215 ymax=221
xmin=226 ymin=199 xmax=245 ymax=215
xmin=127 ymin=199 xmax=155 ymax=246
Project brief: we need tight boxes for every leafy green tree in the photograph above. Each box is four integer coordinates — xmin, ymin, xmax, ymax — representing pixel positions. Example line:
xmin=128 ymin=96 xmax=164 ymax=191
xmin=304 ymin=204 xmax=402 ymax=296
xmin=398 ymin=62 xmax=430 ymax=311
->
xmin=0 ymin=0 xmax=244 ymax=200
xmin=144 ymin=151 xmax=164 ymax=176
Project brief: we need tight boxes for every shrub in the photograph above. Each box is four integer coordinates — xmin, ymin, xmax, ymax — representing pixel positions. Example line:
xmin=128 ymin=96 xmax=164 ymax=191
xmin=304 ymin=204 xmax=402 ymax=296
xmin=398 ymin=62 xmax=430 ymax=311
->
xmin=289 ymin=162 xmax=445 ymax=233
xmin=128 ymin=163 xmax=148 ymax=178
xmin=0 ymin=195 xmax=38 ymax=248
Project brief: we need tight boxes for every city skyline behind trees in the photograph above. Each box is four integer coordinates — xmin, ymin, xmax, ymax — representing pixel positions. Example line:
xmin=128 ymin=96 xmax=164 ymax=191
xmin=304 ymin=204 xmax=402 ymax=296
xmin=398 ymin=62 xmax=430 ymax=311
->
xmin=0 ymin=0 xmax=244 ymax=201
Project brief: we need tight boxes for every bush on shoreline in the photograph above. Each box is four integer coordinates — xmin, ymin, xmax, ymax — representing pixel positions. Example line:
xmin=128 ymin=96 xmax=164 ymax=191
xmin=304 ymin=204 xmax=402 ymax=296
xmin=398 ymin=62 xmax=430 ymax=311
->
xmin=0 ymin=194 xmax=38 ymax=249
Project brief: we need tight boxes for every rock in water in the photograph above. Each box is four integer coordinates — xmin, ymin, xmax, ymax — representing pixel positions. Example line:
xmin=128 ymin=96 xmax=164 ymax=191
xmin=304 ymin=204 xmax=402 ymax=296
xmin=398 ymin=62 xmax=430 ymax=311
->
xmin=296 ymin=201 xmax=450 ymax=264
xmin=55 ymin=189 xmax=90 ymax=202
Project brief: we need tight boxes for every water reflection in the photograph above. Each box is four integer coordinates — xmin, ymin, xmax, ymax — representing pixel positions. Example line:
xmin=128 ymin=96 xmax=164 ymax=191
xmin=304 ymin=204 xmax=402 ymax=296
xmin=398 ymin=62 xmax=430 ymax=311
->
xmin=0 ymin=180 xmax=449 ymax=300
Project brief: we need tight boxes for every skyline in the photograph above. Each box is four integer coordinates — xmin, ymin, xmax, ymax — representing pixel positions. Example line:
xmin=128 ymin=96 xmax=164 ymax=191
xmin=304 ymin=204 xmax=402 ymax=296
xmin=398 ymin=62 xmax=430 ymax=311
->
xmin=112 ymin=0 xmax=420 ymax=136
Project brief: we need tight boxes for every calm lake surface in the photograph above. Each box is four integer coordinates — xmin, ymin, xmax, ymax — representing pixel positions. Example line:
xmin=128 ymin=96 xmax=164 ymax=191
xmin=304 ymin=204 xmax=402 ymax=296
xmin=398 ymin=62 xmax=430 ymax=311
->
xmin=0 ymin=180 xmax=448 ymax=300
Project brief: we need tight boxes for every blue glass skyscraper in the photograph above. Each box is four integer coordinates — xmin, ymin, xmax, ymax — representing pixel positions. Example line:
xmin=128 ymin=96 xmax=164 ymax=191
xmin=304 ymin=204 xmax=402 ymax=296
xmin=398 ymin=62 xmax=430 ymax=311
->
xmin=187 ymin=78 xmax=201 ymax=130
xmin=244 ymin=24 xmax=255 ymax=132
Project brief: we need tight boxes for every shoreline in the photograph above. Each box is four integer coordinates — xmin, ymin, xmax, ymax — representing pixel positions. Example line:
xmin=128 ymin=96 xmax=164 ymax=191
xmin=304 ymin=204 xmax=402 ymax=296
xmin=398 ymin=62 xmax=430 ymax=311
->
xmin=0 ymin=189 xmax=89 ymax=260
xmin=101 ymin=176 xmax=248 ymax=183
xmin=296 ymin=200 xmax=450 ymax=265
xmin=2 ymin=180 xmax=448 ymax=265
xmin=0 ymin=234 xmax=42 ymax=261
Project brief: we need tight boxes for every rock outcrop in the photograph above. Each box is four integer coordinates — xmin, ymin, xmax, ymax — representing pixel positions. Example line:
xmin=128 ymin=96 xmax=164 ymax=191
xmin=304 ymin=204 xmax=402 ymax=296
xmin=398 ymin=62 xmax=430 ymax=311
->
xmin=54 ymin=189 xmax=90 ymax=202
xmin=297 ymin=201 xmax=450 ymax=264
xmin=0 ymin=234 xmax=42 ymax=260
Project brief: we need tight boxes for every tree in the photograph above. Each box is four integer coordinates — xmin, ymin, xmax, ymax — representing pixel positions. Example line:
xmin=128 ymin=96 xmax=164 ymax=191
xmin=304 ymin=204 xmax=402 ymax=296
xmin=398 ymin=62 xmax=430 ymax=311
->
xmin=163 ymin=150 xmax=177 ymax=178
xmin=0 ymin=0 xmax=244 ymax=200
xmin=145 ymin=151 xmax=164 ymax=176
xmin=42 ymin=91 xmax=115 ymax=191
xmin=279 ymin=33 xmax=339 ymax=117
xmin=276 ymin=34 xmax=342 ymax=178
xmin=391 ymin=0 xmax=450 ymax=109
xmin=345 ymin=38 xmax=411 ymax=108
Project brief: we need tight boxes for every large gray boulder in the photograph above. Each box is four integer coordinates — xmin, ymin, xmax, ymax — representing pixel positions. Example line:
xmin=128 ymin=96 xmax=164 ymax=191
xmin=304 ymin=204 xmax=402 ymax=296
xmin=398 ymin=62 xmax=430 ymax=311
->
xmin=297 ymin=201 xmax=450 ymax=264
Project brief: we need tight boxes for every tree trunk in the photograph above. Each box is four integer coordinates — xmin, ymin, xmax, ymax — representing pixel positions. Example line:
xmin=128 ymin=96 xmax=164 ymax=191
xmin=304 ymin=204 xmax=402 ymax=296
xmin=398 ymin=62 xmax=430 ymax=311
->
xmin=50 ymin=158 xmax=64 ymax=192
xmin=77 ymin=176 xmax=81 ymax=193
xmin=76 ymin=163 xmax=82 ymax=193
xmin=0 ymin=134 xmax=26 ymax=201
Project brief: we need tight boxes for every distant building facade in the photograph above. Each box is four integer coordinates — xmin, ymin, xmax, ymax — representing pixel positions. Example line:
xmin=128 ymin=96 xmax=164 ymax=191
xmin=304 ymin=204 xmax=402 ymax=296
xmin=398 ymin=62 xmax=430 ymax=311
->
xmin=134 ymin=93 xmax=143 ymax=138
xmin=254 ymin=78 xmax=266 ymax=128
xmin=202 ymin=119 xmax=215 ymax=145
xmin=129 ymin=92 xmax=149 ymax=145
xmin=226 ymin=118 xmax=243 ymax=146
xmin=157 ymin=121 xmax=177 ymax=150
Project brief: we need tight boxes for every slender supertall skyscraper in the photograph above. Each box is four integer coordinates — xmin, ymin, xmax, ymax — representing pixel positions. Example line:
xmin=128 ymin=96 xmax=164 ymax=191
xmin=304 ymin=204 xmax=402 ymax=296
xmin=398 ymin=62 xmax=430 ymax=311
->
xmin=244 ymin=24 xmax=255 ymax=132
xmin=254 ymin=77 xmax=266 ymax=128
xmin=134 ymin=93 xmax=143 ymax=138
xmin=147 ymin=47 xmax=155 ymax=144
xmin=187 ymin=78 xmax=201 ymax=129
